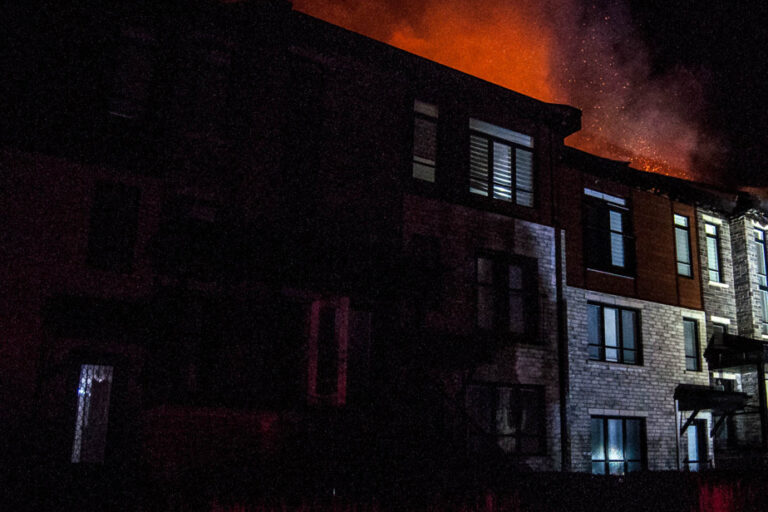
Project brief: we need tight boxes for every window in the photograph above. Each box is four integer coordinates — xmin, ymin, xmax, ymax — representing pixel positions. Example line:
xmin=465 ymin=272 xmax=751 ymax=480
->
xmin=466 ymin=383 xmax=545 ymax=455
xmin=683 ymin=318 xmax=701 ymax=371
xmin=469 ymin=118 xmax=534 ymax=207
xmin=476 ymin=254 xmax=538 ymax=337
xmin=591 ymin=416 xmax=646 ymax=474
xmin=686 ymin=419 xmax=709 ymax=471
xmin=87 ymin=181 xmax=140 ymax=273
xmin=108 ymin=28 xmax=156 ymax=120
xmin=755 ymin=229 xmax=768 ymax=334
xmin=583 ymin=189 xmax=634 ymax=275
xmin=412 ymin=100 xmax=438 ymax=182
xmin=71 ymin=364 xmax=114 ymax=463
xmin=308 ymin=297 xmax=349 ymax=405
xmin=674 ymin=214 xmax=692 ymax=277
xmin=588 ymin=303 xmax=640 ymax=364
xmin=705 ymin=223 xmax=722 ymax=282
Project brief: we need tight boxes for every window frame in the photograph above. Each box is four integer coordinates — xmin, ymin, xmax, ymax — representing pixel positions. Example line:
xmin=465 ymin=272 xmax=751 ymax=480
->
xmin=583 ymin=190 xmax=635 ymax=276
xmin=591 ymin=416 xmax=647 ymax=475
xmin=588 ymin=302 xmax=642 ymax=365
xmin=705 ymin=223 xmax=722 ymax=283
xmin=683 ymin=318 xmax=701 ymax=371
xmin=674 ymin=214 xmax=693 ymax=277
xmin=412 ymin=100 xmax=439 ymax=183
xmin=466 ymin=382 xmax=546 ymax=456
xmin=475 ymin=252 xmax=539 ymax=340
xmin=468 ymin=118 xmax=535 ymax=207
xmin=754 ymin=228 xmax=768 ymax=334
xmin=71 ymin=363 xmax=115 ymax=464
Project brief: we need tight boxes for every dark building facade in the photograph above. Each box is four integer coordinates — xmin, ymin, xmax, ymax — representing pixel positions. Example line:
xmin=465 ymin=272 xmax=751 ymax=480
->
xmin=4 ymin=1 xmax=768 ymax=506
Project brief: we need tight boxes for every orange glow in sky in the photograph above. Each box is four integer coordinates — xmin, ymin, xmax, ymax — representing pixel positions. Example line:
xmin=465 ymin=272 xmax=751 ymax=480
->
xmin=293 ymin=0 xmax=715 ymax=182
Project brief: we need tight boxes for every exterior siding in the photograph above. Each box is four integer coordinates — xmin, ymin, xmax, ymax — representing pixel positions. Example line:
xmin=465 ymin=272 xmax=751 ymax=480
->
xmin=566 ymin=286 xmax=711 ymax=471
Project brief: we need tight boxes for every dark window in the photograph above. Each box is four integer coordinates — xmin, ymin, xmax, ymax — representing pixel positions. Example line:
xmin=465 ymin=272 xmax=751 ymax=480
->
xmin=705 ymin=223 xmax=722 ymax=282
xmin=469 ymin=119 xmax=534 ymax=207
xmin=476 ymin=254 xmax=538 ymax=338
xmin=413 ymin=100 xmax=438 ymax=182
xmin=87 ymin=181 xmax=140 ymax=273
xmin=683 ymin=318 xmax=701 ymax=371
xmin=674 ymin=214 xmax=692 ymax=277
xmin=316 ymin=306 xmax=338 ymax=396
xmin=588 ymin=303 xmax=641 ymax=365
xmin=591 ymin=416 xmax=646 ymax=475
xmin=72 ymin=364 xmax=114 ymax=463
xmin=583 ymin=189 xmax=634 ymax=275
xmin=176 ymin=45 xmax=232 ymax=135
xmin=755 ymin=229 xmax=768 ymax=334
xmin=466 ymin=383 xmax=545 ymax=455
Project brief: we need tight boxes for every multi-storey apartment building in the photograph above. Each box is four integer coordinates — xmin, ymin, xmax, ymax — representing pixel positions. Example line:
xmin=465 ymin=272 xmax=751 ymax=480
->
xmin=4 ymin=0 xmax=768 ymax=502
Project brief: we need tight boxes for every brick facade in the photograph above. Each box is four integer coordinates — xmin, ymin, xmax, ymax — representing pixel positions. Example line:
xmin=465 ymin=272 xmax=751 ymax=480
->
xmin=565 ymin=286 xmax=711 ymax=471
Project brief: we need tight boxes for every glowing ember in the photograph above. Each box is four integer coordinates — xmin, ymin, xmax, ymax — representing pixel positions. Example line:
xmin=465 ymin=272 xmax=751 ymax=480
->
xmin=293 ymin=0 xmax=720 ymax=183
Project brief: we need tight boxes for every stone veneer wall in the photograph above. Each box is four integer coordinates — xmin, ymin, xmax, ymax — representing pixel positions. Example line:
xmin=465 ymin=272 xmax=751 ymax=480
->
xmin=731 ymin=214 xmax=768 ymax=339
xmin=696 ymin=209 xmax=739 ymax=337
xmin=566 ymin=287 xmax=711 ymax=472
xmin=402 ymin=194 xmax=563 ymax=471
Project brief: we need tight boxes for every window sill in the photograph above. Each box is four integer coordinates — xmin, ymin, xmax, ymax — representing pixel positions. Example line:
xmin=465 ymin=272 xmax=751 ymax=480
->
xmin=586 ymin=359 xmax=644 ymax=370
xmin=586 ymin=268 xmax=636 ymax=280
xmin=708 ymin=281 xmax=729 ymax=288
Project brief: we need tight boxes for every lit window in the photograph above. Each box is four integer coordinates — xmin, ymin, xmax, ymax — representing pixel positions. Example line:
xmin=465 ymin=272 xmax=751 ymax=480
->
xmin=412 ymin=100 xmax=438 ymax=182
xmin=686 ymin=419 xmax=708 ymax=471
xmin=583 ymin=189 xmax=634 ymax=275
xmin=466 ymin=383 xmax=545 ymax=455
xmin=705 ymin=223 xmax=722 ymax=282
xmin=588 ymin=303 xmax=641 ymax=365
xmin=71 ymin=364 xmax=114 ymax=463
xmin=674 ymin=214 xmax=692 ymax=277
xmin=591 ymin=416 xmax=645 ymax=474
xmin=683 ymin=318 xmax=701 ymax=371
xmin=469 ymin=119 xmax=534 ymax=207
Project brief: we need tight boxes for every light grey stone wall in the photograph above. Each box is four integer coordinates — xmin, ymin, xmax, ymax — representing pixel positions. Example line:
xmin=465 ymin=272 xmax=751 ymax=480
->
xmin=730 ymin=214 xmax=768 ymax=339
xmin=565 ymin=286 xmax=711 ymax=472
xmin=696 ymin=210 xmax=739 ymax=338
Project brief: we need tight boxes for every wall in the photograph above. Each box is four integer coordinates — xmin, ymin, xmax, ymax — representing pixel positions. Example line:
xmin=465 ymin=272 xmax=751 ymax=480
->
xmin=566 ymin=287 xmax=711 ymax=471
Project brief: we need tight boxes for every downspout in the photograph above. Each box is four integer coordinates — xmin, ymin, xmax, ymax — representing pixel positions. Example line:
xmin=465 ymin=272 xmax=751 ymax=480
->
xmin=552 ymin=131 xmax=570 ymax=471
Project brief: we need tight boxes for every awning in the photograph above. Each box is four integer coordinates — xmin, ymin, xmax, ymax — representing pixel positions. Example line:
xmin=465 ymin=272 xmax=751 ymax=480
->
xmin=704 ymin=332 xmax=768 ymax=369
xmin=674 ymin=383 xmax=750 ymax=436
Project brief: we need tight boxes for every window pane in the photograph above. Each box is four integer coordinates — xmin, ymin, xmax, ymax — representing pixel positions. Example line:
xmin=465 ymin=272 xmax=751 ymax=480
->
xmin=706 ymin=224 xmax=717 ymax=236
xmin=517 ymin=191 xmax=534 ymax=208
xmin=604 ymin=308 xmax=618 ymax=347
xmin=413 ymin=117 xmax=437 ymax=162
xmin=678 ymin=262 xmax=691 ymax=276
xmin=607 ymin=419 xmax=623 ymax=460
xmin=412 ymin=162 xmax=435 ymax=182
xmin=609 ymin=462 xmax=625 ymax=475
xmin=610 ymin=233 xmax=625 ymax=267
xmin=684 ymin=320 xmax=697 ymax=358
xmin=605 ymin=347 xmax=619 ymax=362
xmin=588 ymin=344 xmax=600 ymax=360
xmin=761 ymin=290 xmax=768 ymax=324
xmin=687 ymin=423 xmax=699 ymax=464
xmin=469 ymin=135 xmax=489 ymax=196
xmin=591 ymin=418 xmax=605 ymax=460
xmin=496 ymin=387 xmax=515 ymax=434
xmin=592 ymin=462 xmax=606 ymax=474
xmin=625 ymin=419 xmax=642 ymax=460
xmin=627 ymin=462 xmax=643 ymax=473
xmin=588 ymin=304 xmax=601 ymax=344
xmin=492 ymin=142 xmax=512 ymax=201
xmin=477 ymin=257 xmax=494 ymax=284
xmin=477 ymin=287 xmax=494 ymax=330
xmin=508 ymin=264 xmax=523 ymax=289
xmin=674 ymin=214 xmax=688 ymax=227
xmin=623 ymin=349 xmax=636 ymax=364
xmin=72 ymin=364 xmax=114 ymax=463
xmin=609 ymin=210 xmax=623 ymax=233
xmin=516 ymin=148 xmax=534 ymax=207
xmin=508 ymin=294 xmax=525 ymax=334
xmin=621 ymin=310 xmax=636 ymax=349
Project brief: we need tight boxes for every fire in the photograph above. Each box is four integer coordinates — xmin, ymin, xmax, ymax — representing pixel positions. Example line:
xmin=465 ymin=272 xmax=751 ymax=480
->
xmin=293 ymin=0 xmax=714 ymax=183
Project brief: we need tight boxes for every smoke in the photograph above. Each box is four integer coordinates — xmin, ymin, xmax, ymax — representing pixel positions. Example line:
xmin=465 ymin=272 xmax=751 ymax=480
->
xmin=293 ymin=0 xmax=724 ymax=182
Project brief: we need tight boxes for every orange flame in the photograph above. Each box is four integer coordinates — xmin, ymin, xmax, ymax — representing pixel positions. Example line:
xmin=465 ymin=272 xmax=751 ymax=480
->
xmin=293 ymin=0 xmax=714 ymax=183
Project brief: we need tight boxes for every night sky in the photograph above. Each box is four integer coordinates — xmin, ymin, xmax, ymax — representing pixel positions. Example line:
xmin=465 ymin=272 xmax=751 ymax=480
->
xmin=295 ymin=0 xmax=768 ymax=187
